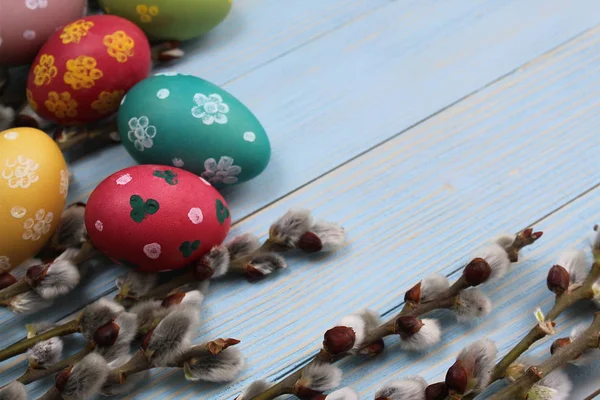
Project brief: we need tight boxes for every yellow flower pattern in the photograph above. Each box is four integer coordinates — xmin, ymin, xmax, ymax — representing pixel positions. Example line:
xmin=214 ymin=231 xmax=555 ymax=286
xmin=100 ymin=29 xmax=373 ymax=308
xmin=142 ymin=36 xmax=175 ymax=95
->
xmin=33 ymin=54 xmax=58 ymax=86
xmin=63 ymin=56 xmax=103 ymax=90
xmin=60 ymin=20 xmax=94 ymax=44
xmin=136 ymin=4 xmax=159 ymax=23
xmin=103 ymin=31 xmax=135 ymax=63
xmin=45 ymin=92 xmax=78 ymax=119
xmin=91 ymin=90 xmax=125 ymax=115
xmin=26 ymin=89 xmax=37 ymax=111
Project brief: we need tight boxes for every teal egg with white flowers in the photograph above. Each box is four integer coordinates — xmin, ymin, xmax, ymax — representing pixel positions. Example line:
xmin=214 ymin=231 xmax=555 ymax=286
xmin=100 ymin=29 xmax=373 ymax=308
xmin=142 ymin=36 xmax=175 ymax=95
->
xmin=117 ymin=73 xmax=271 ymax=188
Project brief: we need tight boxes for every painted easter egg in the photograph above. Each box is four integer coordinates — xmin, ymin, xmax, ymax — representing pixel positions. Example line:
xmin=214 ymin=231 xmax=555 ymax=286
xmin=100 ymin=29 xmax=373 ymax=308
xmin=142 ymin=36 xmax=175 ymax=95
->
xmin=84 ymin=164 xmax=232 ymax=272
xmin=117 ymin=73 xmax=271 ymax=189
xmin=0 ymin=0 xmax=86 ymax=67
xmin=25 ymin=14 xmax=152 ymax=126
xmin=0 ymin=127 xmax=69 ymax=272
xmin=97 ymin=0 xmax=232 ymax=41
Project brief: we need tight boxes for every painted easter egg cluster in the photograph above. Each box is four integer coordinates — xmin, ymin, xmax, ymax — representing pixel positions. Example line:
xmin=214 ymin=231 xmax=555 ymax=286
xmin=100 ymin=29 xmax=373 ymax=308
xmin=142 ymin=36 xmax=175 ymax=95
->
xmin=84 ymin=164 xmax=232 ymax=272
xmin=0 ymin=0 xmax=86 ymax=66
xmin=97 ymin=0 xmax=232 ymax=41
xmin=25 ymin=14 xmax=152 ymax=126
xmin=117 ymin=73 xmax=271 ymax=188
xmin=0 ymin=127 xmax=69 ymax=272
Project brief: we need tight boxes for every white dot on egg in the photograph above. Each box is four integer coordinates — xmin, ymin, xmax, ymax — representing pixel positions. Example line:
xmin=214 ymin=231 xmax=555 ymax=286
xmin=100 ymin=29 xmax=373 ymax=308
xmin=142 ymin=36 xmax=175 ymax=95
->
xmin=3 ymin=131 xmax=19 ymax=140
xmin=23 ymin=30 xmax=36 ymax=40
xmin=243 ymin=131 xmax=256 ymax=142
xmin=157 ymin=89 xmax=170 ymax=99
xmin=95 ymin=220 xmax=104 ymax=232
xmin=120 ymin=95 xmax=127 ymax=106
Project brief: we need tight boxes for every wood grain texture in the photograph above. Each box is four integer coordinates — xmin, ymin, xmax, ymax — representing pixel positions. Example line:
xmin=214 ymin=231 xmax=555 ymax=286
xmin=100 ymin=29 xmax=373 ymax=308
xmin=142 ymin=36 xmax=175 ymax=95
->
xmin=2 ymin=20 xmax=600 ymax=399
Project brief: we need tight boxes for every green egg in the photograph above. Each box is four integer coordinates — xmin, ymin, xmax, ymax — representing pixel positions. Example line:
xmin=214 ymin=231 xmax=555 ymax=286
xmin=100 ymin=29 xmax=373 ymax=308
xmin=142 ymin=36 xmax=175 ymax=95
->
xmin=97 ymin=0 xmax=232 ymax=41
xmin=117 ymin=73 xmax=271 ymax=188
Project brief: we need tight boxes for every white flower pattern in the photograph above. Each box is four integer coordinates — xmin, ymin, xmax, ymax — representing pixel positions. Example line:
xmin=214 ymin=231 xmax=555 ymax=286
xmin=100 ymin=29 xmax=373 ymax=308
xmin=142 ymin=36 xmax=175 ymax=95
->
xmin=22 ymin=209 xmax=53 ymax=241
xmin=172 ymin=158 xmax=184 ymax=168
xmin=201 ymin=156 xmax=242 ymax=185
xmin=25 ymin=0 xmax=48 ymax=10
xmin=157 ymin=89 xmax=170 ymax=99
xmin=95 ymin=220 xmax=104 ymax=232
xmin=23 ymin=30 xmax=36 ymax=40
xmin=143 ymin=243 xmax=161 ymax=259
xmin=243 ymin=131 xmax=256 ymax=142
xmin=191 ymin=93 xmax=229 ymax=125
xmin=0 ymin=256 xmax=10 ymax=272
xmin=59 ymin=169 xmax=68 ymax=199
xmin=188 ymin=208 xmax=203 ymax=224
xmin=11 ymin=206 xmax=27 ymax=219
xmin=2 ymin=156 xmax=40 ymax=189
xmin=127 ymin=116 xmax=157 ymax=152
xmin=116 ymin=173 xmax=132 ymax=186
xmin=3 ymin=131 xmax=19 ymax=140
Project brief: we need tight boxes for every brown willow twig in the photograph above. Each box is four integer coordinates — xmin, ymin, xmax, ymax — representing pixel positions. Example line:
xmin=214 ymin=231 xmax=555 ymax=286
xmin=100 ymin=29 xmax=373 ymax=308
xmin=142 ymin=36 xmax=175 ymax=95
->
xmin=251 ymin=228 xmax=541 ymax=400
xmin=488 ymin=259 xmax=600 ymax=383
xmin=584 ymin=387 xmax=600 ymax=400
xmin=490 ymin=311 xmax=600 ymax=400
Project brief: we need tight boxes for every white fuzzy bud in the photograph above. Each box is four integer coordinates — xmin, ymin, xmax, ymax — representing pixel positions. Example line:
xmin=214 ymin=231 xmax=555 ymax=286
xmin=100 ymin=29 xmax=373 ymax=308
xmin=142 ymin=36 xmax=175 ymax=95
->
xmin=337 ymin=309 xmax=382 ymax=353
xmin=420 ymin=273 xmax=450 ymax=302
xmin=130 ymin=300 xmax=167 ymax=332
xmin=0 ymin=105 xmax=15 ymax=132
xmin=246 ymin=253 xmax=286 ymax=279
xmin=472 ymin=243 xmax=510 ymax=281
xmin=374 ymin=376 xmax=427 ymax=400
xmin=526 ymin=369 xmax=572 ymax=400
xmin=10 ymin=292 xmax=52 ymax=314
xmin=226 ymin=233 xmax=261 ymax=260
xmin=184 ymin=347 xmax=244 ymax=382
xmin=80 ymin=298 xmax=124 ymax=340
xmin=456 ymin=338 xmax=497 ymax=392
xmin=34 ymin=259 xmax=80 ymax=299
xmin=97 ymin=312 xmax=137 ymax=362
xmin=557 ymin=249 xmax=589 ymax=286
xmin=115 ymin=271 xmax=158 ymax=299
xmin=297 ymin=363 xmax=343 ymax=392
xmin=269 ymin=209 xmax=314 ymax=247
xmin=399 ymin=319 xmax=441 ymax=351
xmin=454 ymin=288 xmax=492 ymax=322
xmin=145 ymin=308 xmax=199 ymax=366
xmin=61 ymin=353 xmax=109 ymax=400
xmin=27 ymin=337 xmax=63 ymax=368
xmin=236 ymin=380 xmax=272 ymax=400
xmin=179 ymin=290 xmax=204 ymax=310
xmin=202 ymin=245 xmax=231 ymax=278
xmin=325 ymin=387 xmax=359 ymax=400
xmin=51 ymin=203 xmax=87 ymax=250
xmin=0 ymin=381 xmax=28 ymax=400
xmin=309 ymin=221 xmax=346 ymax=251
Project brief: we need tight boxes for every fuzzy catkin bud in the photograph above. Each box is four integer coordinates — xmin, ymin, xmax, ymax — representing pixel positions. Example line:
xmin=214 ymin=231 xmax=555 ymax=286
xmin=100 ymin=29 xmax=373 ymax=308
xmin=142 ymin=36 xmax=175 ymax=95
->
xmin=547 ymin=265 xmax=570 ymax=295
xmin=0 ymin=273 xmax=16 ymax=289
xmin=463 ymin=258 xmax=491 ymax=286
xmin=57 ymin=353 xmax=109 ymax=399
xmin=445 ymin=360 xmax=468 ymax=394
xmin=0 ymin=381 xmax=28 ymax=400
xmin=80 ymin=298 xmax=124 ymax=340
xmin=398 ymin=318 xmax=441 ymax=351
xmin=27 ymin=337 xmax=63 ymax=368
xmin=318 ymin=387 xmax=359 ymax=400
xmin=295 ymin=364 xmax=343 ymax=396
xmin=323 ymin=326 xmax=356 ymax=355
xmin=93 ymin=321 xmax=120 ymax=347
xmin=269 ymin=209 xmax=314 ymax=248
xmin=425 ymin=382 xmax=449 ymax=400
xmin=374 ymin=376 xmax=427 ymax=400
xmin=236 ymin=380 xmax=272 ymax=400
xmin=550 ymin=338 xmax=572 ymax=355
xmin=404 ymin=282 xmax=422 ymax=304
xmin=183 ymin=347 xmax=245 ymax=383
xmin=361 ymin=338 xmax=385 ymax=356
xmin=395 ymin=316 xmax=424 ymax=339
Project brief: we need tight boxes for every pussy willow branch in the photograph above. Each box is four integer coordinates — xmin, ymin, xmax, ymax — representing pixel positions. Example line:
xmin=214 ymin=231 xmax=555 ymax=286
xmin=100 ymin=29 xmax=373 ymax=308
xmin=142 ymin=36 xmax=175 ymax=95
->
xmin=488 ymin=259 xmax=600 ymax=383
xmin=490 ymin=311 xmax=600 ymax=400
xmin=0 ymin=319 xmax=81 ymax=363
xmin=0 ymin=243 xmax=95 ymax=302
xmin=251 ymin=229 xmax=538 ymax=400
xmin=116 ymin=239 xmax=286 ymax=306
xmin=584 ymin=387 xmax=600 ymax=400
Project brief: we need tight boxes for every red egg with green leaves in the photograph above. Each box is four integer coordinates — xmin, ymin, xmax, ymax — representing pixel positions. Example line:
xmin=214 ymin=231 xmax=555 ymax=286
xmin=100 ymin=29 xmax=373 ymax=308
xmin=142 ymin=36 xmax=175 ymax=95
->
xmin=84 ymin=165 xmax=232 ymax=272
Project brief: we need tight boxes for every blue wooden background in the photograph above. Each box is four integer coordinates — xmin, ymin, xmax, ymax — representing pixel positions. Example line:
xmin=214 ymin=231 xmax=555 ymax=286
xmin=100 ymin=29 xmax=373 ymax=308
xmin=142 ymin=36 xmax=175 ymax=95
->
xmin=2 ymin=0 xmax=600 ymax=398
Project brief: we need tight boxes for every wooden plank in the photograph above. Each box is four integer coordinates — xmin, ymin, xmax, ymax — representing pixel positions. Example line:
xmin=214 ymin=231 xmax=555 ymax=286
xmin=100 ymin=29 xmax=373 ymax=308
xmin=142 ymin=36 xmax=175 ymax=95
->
xmin=68 ymin=0 xmax=600 ymax=220
xmin=2 ymin=22 xmax=600 ymax=399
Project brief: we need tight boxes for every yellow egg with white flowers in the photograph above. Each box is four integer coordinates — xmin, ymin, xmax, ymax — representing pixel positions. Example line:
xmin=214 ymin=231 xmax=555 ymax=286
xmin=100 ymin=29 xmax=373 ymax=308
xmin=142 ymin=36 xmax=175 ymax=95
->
xmin=0 ymin=127 xmax=68 ymax=272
